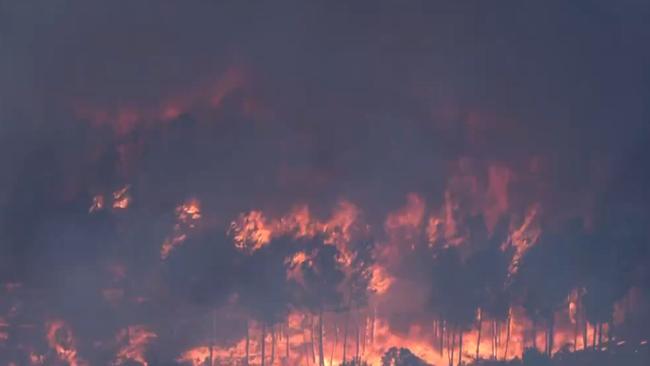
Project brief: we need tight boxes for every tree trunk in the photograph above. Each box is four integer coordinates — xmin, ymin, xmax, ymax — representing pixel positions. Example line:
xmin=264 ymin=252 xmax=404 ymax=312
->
xmin=303 ymin=330 xmax=311 ymax=366
xmin=330 ymin=321 xmax=338 ymax=366
xmin=355 ymin=318 xmax=360 ymax=361
xmin=582 ymin=319 xmax=588 ymax=351
xmin=491 ymin=320 xmax=496 ymax=359
xmin=209 ymin=308 xmax=216 ymax=366
xmin=532 ymin=318 xmax=537 ymax=351
xmin=503 ymin=314 xmax=511 ymax=360
xmin=318 ymin=309 xmax=325 ymax=366
xmin=261 ymin=323 xmax=266 ymax=366
xmin=361 ymin=315 xmax=367 ymax=356
xmin=450 ymin=329 xmax=456 ymax=366
xmin=573 ymin=315 xmax=579 ymax=352
xmin=245 ymin=320 xmax=250 ymax=366
xmin=440 ymin=320 xmax=445 ymax=355
xmin=608 ymin=318 xmax=614 ymax=345
xmin=371 ymin=306 xmax=376 ymax=346
xmin=476 ymin=310 xmax=482 ymax=360
xmin=342 ymin=311 xmax=349 ymax=363
xmin=547 ymin=316 xmax=554 ymax=357
xmin=286 ymin=322 xmax=290 ymax=361
xmin=592 ymin=322 xmax=597 ymax=350
xmin=598 ymin=322 xmax=603 ymax=349
xmin=271 ymin=326 xmax=276 ymax=365
xmin=310 ymin=315 xmax=316 ymax=364
xmin=458 ymin=331 xmax=463 ymax=366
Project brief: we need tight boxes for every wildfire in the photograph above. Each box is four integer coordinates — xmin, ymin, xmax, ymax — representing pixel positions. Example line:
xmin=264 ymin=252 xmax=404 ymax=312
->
xmin=161 ymin=199 xmax=202 ymax=259
xmin=503 ymin=204 xmax=541 ymax=277
xmin=88 ymin=186 xmax=132 ymax=212
xmin=89 ymin=194 xmax=104 ymax=212
xmin=113 ymin=325 xmax=157 ymax=366
xmin=369 ymin=264 xmax=394 ymax=295
xmin=229 ymin=201 xmax=360 ymax=262
xmin=112 ymin=185 xmax=131 ymax=209
xmin=178 ymin=338 xmax=248 ymax=366
xmin=46 ymin=320 xmax=87 ymax=366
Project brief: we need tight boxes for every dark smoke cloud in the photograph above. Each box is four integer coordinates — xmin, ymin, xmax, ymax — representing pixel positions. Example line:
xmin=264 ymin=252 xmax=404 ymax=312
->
xmin=0 ymin=1 xmax=649 ymax=364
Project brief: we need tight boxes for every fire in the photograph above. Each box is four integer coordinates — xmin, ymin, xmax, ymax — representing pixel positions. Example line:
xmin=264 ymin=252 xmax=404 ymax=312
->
xmin=74 ymin=66 xmax=249 ymax=137
xmin=112 ymin=185 xmax=131 ymax=209
xmin=161 ymin=199 xmax=202 ymax=259
xmin=385 ymin=193 xmax=425 ymax=249
xmin=369 ymin=265 xmax=394 ymax=295
xmin=46 ymin=320 xmax=87 ymax=366
xmin=88 ymin=186 xmax=132 ymax=212
xmin=229 ymin=210 xmax=274 ymax=252
xmin=113 ymin=325 xmax=157 ymax=366
xmin=503 ymin=204 xmax=541 ymax=276
xmin=178 ymin=338 xmax=249 ymax=366
xmin=89 ymin=194 xmax=104 ymax=212
xmin=229 ymin=201 xmax=360 ymax=261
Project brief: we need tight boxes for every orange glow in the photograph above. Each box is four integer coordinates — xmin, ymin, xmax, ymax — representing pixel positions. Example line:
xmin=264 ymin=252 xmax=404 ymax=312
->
xmin=503 ymin=203 xmax=541 ymax=277
xmin=229 ymin=201 xmax=361 ymax=260
xmin=369 ymin=264 xmax=394 ymax=295
xmin=112 ymin=186 xmax=131 ymax=209
xmin=161 ymin=199 xmax=202 ymax=259
xmin=73 ymin=66 xmax=251 ymax=138
xmin=89 ymin=194 xmax=105 ymax=213
xmin=46 ymin=320 xmax=87 ymax=366
xmin=113 ymin=325 xmax=157 ymax=366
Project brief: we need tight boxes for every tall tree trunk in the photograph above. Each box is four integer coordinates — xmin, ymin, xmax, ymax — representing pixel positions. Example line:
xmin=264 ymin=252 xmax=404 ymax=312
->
xmin=503 ymin=314 xmax=511 ymax=360
xmin=371 ymin=306 xmax=376 ymax=346
xmin=286 ymin=322 xmax=290 ymax=361
xmin=598 ymin=322 xmax=603 ymax=348
xmin=547 ymin=316 xmax=554 ymax=357
xmin=458 ymin=331 xmax=463 ymax=366
xmin=271 ymin=326 xmax=276 ymax=365
xmin=261 ymin=323 xmax=266 ymax=366
xmin=573 ymin=314 xmax=579 ymax=352
xmin=476 ymin=310 xmax=482 ymax=360
xmin=450 ymin=328 xmax=456 ymax=366
xmin=496 ymin=321 xmax=500 ymax=356
xmin=318 ymin=309 xmax=325 ymax=366
xmin=440 ymin=320 xmax=445 ymax=355
xmin=310 ymin=315 xmax=316 ymax=364
xmin=532 ymin=318 xmax=537 ymax=351
xmin=445 ymin=327 xmax=450 ymax=366
xmin=355 ymin=317 xmax=360 ymax=361
xmin=342 ymin=311 xmax=349 ymax=363
xmin=491 ymin=320 xmax=496 ymax=359
xmin=303 ymin=330 xmax=311 ymax=366
xmin=361 ymin=314 xmax=368 ymax=356
xmin=245 ymin=320 xmax=250 ymax=366
xmin=330 ymin=321 xmax=338 ymax=366
xmin=582 ymin=319 xmax=588 ymax=351
xmin=608 ymin=317 xmax=614 ymax=345
xmin=592 ymin=322 xmax=597 ymax=350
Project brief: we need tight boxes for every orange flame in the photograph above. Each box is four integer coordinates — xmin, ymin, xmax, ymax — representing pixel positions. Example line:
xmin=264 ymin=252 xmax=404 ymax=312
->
xmin=113 ymin=325 xmax=157 ymax=366
xmin=46 ymin=320 xmax=87 ymax=366
xmin=161 ymin=199 xmax=202 ymax=259
xmin=229 ymin=201 xmax=360 ymax=263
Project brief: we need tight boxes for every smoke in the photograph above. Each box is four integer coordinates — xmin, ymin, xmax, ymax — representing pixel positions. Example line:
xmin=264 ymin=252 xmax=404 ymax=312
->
xmin=0 ymin=1 xmax=649 ymax=364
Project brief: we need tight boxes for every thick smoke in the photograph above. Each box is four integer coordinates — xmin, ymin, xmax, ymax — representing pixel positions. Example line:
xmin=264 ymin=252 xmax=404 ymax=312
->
xmin=0 ymin=1 xmax=649 ymax=365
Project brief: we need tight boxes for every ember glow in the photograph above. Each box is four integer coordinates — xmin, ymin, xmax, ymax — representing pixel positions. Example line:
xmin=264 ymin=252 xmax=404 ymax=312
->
xmin=2 ymin=3 xmax=649 ymax=366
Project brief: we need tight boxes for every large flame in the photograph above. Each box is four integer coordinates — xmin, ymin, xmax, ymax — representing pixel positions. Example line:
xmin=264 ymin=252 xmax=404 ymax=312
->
xmin=161 ymin=198 xmax=202 ymax=259
xmin=113 ymin=325 xmax=158 ymax=366
xmin=46 ymin=320 xmax=87 ymax=366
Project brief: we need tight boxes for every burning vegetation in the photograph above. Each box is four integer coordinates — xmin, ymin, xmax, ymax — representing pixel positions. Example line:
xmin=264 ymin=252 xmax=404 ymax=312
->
xmin=1 ymin=2 xmax=649 ymax=366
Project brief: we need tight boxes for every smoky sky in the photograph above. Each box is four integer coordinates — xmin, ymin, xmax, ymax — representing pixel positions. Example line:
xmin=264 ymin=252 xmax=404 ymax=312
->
xmin=0 ymin=1 xmax=649 ymax=364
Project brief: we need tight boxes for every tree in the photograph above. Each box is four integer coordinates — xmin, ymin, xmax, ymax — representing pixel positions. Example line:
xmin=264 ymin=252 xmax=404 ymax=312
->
xmin=381 ymin=347 xmax=430 ymax=366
